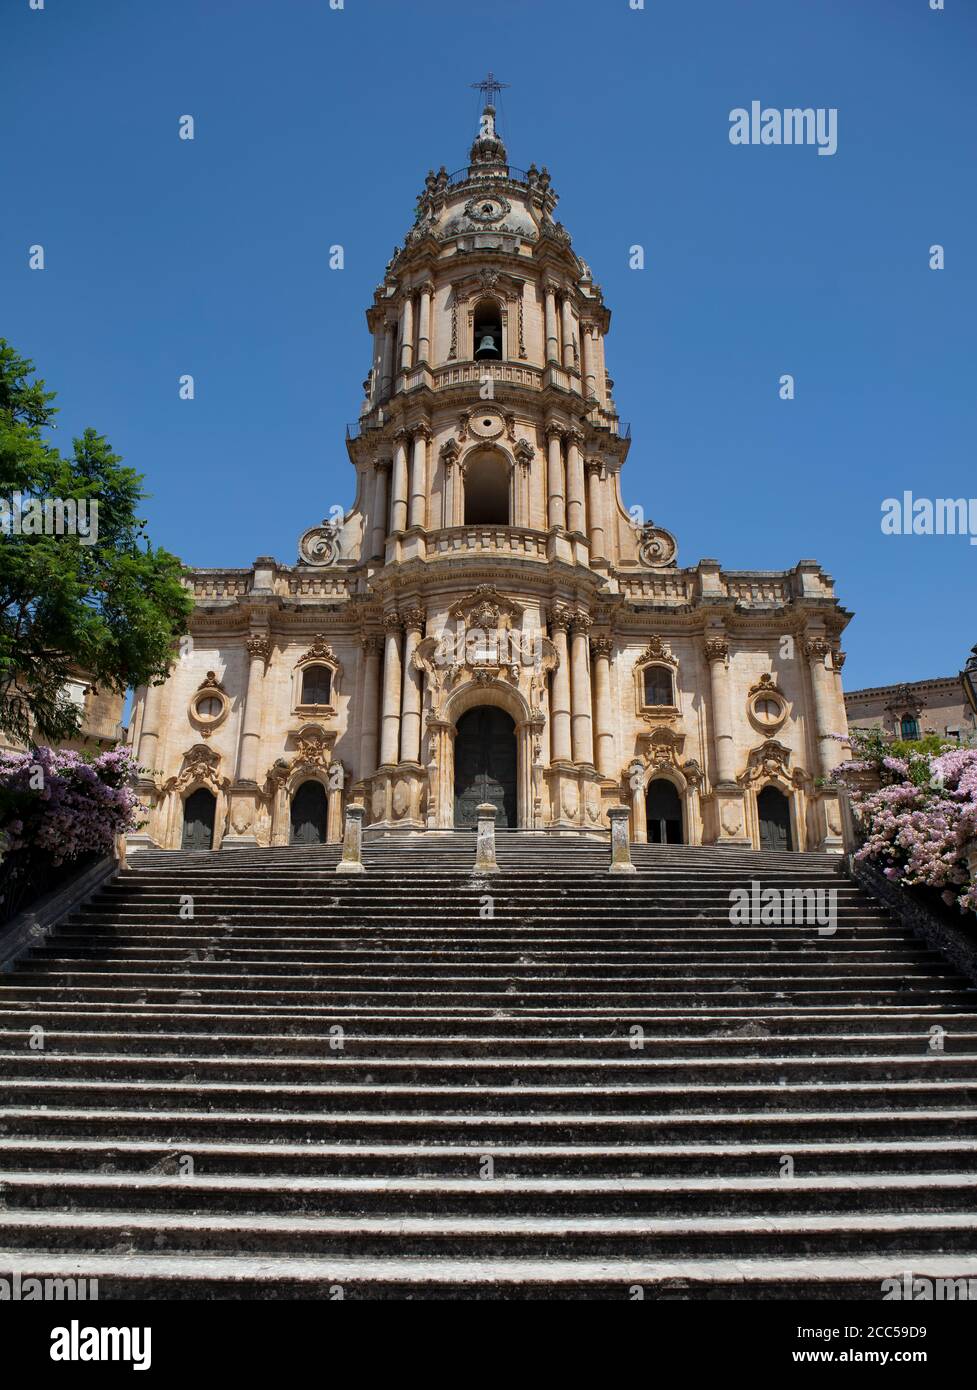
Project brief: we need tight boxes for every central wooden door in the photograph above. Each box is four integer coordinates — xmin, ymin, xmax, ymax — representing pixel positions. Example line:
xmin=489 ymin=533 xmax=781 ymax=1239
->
xmin=758 ymin=786 xmax=793 ymax=851
xmin=453 ymin=707 xmax=517 ymax=828
xmin=290 ymin=780 xmax=328 ymax=844
xmin=182 ymin=789 xmax=216 ymax=851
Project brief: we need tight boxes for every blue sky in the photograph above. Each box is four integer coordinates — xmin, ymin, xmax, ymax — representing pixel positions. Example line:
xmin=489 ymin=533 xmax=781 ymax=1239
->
xmin=2 ymin=0 xmax=975 ymax=691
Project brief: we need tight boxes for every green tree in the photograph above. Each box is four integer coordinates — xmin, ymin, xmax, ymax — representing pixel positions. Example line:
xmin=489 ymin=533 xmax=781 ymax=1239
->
xmin=0 ymin=340 xmax=192 ymax=746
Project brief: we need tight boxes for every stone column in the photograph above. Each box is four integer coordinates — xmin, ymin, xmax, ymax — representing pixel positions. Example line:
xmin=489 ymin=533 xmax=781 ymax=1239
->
xmin=586 ymin=460 xmax=605 ymax=561
xmin=135 ymin=678 xmax=167 ymax=772
xmin=594 ymin=330 xmax=607 ymax=404
xmin=591 ymin=635 xmax=615 ymax=778
xmin=561 ymin=295 xmax=577 ymax=372
xmin=358 ymin=635 xmax=383 ymax=778
xmin=408 ymin=426 xmax=429 ymax=530
xmin=704 ymin=636 xmax=735 ymax=783
xmin=548 ymin=609 xmax=573 ymax=763
xmin=390 ymin=430 xmax=410 ymax=533
xmin=805 ymin=637 xmax=845 ymax=777
xmin=544 ymin=282 xmax=559 ymax=363
xmin=608 ymin=805 xmax=637 ymax=874
xmin=417 ymin=282 xmax=433 ymax=364
xmin=380 ymin=322 xmax=396 ymax=399
xmin=546 ymin=425 xmax=566 ymax=531
xmin=237 ymin=635 xmax=270 ymax=783
xmin=379 ymin=614 xmax=403 ymax=767
xmin=474 ymin=803 xmax=499 ymax=874
xmin=399 ymin=607 xmax=426 ymax=764
xmin=370 ymin=460 xmax=390 ymax=559
xmin=565 ymin=429 xmax=586 ymax=535
xmin=570 ymin=612 xmax=595 ymax=766
xmin=581 ymin=324 xmax=598 ymax=400
xmin=336 ymin=803 xmax=366 ymax=874
xmin=399 ymin=294 xmax=414 ymax=371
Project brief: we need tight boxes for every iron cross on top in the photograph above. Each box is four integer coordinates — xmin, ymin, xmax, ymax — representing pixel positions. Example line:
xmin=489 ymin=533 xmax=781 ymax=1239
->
xmin=471 ymin=72 xmax=510 ymax=105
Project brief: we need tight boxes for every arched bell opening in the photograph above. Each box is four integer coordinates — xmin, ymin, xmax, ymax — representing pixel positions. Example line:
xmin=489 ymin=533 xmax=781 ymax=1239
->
xmin=472 ymin=298 xmax=503 ymax=360
xmin=463 ymin=450 xmax=510 ymax=525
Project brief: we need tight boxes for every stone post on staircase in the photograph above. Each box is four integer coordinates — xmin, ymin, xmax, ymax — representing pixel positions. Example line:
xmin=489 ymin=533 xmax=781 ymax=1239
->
xmin=336 ymin=803 xmax=366 ymax=874
xmin=608 ymin=805 xmax=637 ymax=874
xmin=474 ymin=803 xmax=499 ymax=875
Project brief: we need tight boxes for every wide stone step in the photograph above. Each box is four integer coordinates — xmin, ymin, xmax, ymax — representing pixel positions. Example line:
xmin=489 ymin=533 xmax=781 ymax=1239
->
xmin=3 ymin=1026 xmax=973 ymax=1059
xmin=5 ymin=1051 xmax=977 ymax=1087
xmin=4 ymin=1076 xmax=976 ymax=1114
xmin=3 ymin=1103 xmax=972 ymax=1144
xmin=4 ymin=1250 xmax=977 ymax=1299
xmin=3 ymin=1170 xmax=977 ymax=1219
xmin=4 ymin=1136 xmax=976 ymax=1179
xmin=2 ymin=1005 xmax=971 ymax=1035
xmin=2 ymin=1207 xmax=975 ymax=1259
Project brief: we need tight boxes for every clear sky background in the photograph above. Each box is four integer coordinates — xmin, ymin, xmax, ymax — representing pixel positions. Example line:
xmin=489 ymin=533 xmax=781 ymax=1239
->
xmin=2 ymin=0 xmax=974 ymax=691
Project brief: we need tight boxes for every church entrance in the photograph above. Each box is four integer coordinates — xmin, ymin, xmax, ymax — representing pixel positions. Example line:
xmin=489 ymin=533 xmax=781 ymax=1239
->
xmin=646 ymin=778 xmax=683 ymax=844
xmin=453 ymin=707 xmax=517 ymax=828
xmin=758 ymin=785 xmax=793 ymax=851
xmin=182 ymin=788 xmax=216 ymax=851
xmin=290 ymin=780 xmax=328 ymax=844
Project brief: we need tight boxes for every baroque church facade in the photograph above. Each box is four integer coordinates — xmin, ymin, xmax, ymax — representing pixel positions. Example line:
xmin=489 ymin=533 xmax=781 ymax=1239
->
xmin=127 ymin=100 xmax=852 ymax=855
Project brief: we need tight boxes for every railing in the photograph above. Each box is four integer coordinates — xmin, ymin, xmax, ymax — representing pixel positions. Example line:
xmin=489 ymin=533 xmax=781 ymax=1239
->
xmin=431 ymin=526 xmax=549 ymax=560
xmin=434 ymin=361 xmax=544 ymax=392
xmin=725 ymin=577 xmax=790 ymax=605
xmin=444 ymin=165 xmax=534 ymax=187
xmin=620 ymin=574 xmax=694 ymax=605
xmin=189 ymin=573 xmax=251 ymax=600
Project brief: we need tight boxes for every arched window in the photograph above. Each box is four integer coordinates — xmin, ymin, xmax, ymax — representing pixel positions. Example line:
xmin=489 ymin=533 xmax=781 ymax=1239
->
xmin=301 ymin=665 xmax=332 ymax=706
xmin=464 ymin=452 xmax=510 ymax=525
xmin=473 ymin=299 xmax=503 ymax=360
xmin=900 ymin=714 xmax=920 ymax=741
xmin=643 ymin=665 xmax=674 ymax=707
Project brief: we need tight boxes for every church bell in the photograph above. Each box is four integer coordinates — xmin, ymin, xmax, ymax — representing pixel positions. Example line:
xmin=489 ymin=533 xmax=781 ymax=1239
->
xmin=474 ymin=329 xmax=501 ymax=360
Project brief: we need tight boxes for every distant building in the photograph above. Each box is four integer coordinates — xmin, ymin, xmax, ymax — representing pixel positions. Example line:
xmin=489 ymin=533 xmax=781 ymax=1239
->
xmin=844 ymin=676 xmax=975 ymax=745
xmin=0 ymin=670 xmax=125 ymax=756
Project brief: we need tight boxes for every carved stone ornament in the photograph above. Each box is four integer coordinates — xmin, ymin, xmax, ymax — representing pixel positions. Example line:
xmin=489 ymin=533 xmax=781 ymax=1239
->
xmin=637 ymin=636 xmax=679 ymax=669
xmin=300 ymin=635 xmax=338 ymax=667
xmin=637 ymin=523 xmax=678 ymax=569
xmin=298 ymin=518 xmax=340 ymax=567
xmin=737 ymin=739 xmax=794 ymax=787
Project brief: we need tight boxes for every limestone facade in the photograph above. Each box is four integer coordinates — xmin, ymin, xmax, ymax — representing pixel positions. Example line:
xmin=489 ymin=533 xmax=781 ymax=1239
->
xmin=128 ymin=104 xmax=852 ymax=854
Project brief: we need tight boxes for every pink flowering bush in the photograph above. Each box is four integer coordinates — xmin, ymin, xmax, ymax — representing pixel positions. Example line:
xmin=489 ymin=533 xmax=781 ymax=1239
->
xmin=0 ymin=746 xmax=143 ymax=867
xmin=834 ymin=730 xmax=977 ymax=914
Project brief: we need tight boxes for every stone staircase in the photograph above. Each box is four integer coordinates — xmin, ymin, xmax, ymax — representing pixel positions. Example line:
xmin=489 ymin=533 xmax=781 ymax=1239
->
xmin=1 ymin=834 xmax=976 ymax=1299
